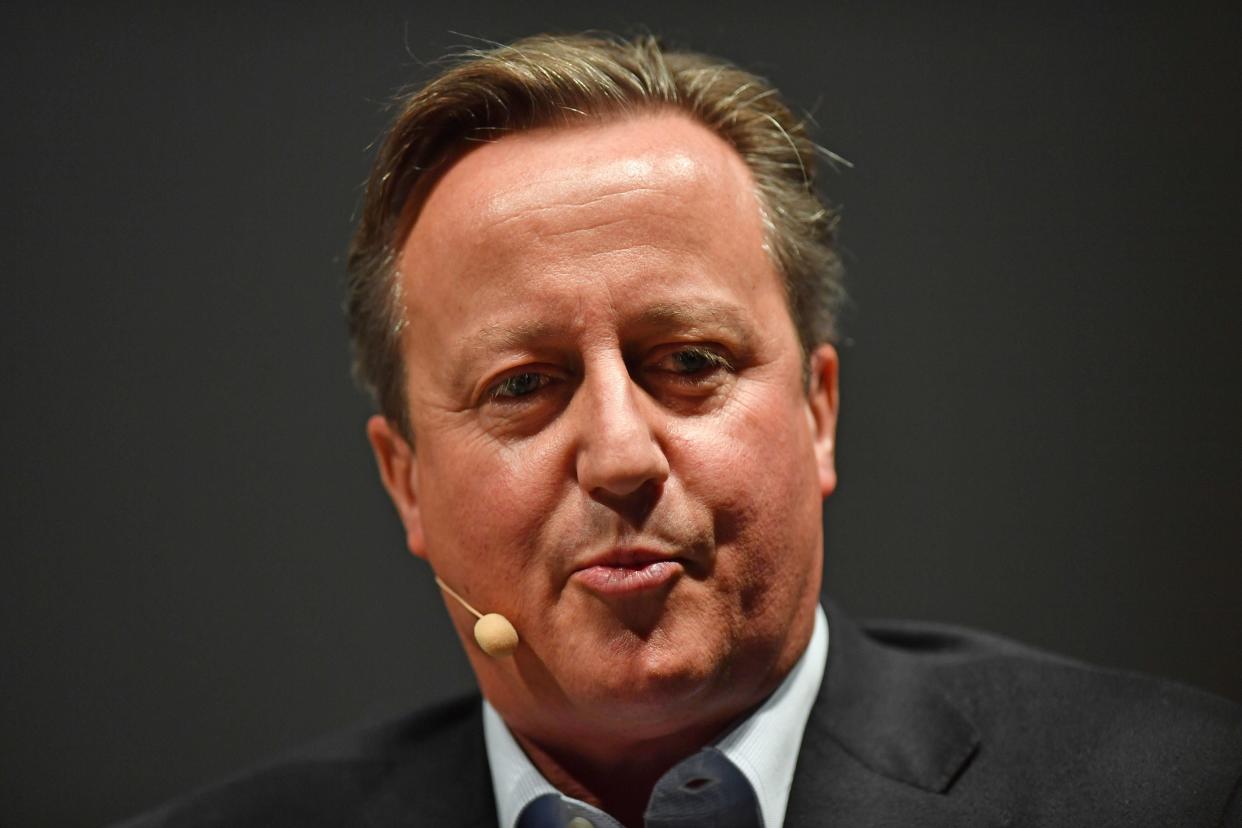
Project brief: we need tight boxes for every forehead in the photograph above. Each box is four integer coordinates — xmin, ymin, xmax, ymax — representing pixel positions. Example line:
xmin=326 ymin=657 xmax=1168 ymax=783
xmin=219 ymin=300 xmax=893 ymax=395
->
xmin=416 ymin=112 xmax=760 ymax=238
xmin=396 ymin=113 xmax=786 ymax=382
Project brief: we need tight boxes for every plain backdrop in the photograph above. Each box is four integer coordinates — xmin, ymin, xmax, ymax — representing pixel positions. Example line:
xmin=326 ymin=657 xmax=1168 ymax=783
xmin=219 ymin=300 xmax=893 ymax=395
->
xmin=3 ymin=3 xmax=1240 ymax=826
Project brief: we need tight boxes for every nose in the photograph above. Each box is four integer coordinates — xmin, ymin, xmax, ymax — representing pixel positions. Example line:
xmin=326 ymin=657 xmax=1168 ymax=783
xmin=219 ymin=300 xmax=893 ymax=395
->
xmin=573 ymin=357 xmax=670 ymax=509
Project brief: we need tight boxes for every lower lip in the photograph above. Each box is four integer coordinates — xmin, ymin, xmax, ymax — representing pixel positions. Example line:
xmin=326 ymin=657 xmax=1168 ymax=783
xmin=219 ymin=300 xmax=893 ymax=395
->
xmin=572 ymin=560 xmax=683 ymax=596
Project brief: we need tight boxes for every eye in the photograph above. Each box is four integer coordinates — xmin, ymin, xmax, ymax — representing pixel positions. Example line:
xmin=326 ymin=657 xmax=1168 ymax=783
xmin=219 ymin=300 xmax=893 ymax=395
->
xmin=652 ymin=346 xmax=733 ymax=379
xmin=488 ymin=371 xmax=552 ymax=401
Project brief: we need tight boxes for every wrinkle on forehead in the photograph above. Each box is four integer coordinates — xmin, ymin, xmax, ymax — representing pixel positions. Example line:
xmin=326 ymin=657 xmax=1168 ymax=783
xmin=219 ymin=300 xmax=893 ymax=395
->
xmin=482 ymin=152 xmax=701 ymax=226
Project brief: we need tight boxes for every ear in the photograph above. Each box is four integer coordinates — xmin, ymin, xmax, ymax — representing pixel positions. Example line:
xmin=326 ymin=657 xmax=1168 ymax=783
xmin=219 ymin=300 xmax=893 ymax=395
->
xmin=366 ymin=415 xmax=427 ymax=558
xmin=805 ymin=344 xmax=840 ymax=498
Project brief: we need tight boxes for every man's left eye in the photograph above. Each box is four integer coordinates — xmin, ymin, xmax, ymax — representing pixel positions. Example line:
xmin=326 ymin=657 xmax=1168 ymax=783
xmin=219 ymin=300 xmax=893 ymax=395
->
xmin=654 ymin=347 xmax=732 ymax=377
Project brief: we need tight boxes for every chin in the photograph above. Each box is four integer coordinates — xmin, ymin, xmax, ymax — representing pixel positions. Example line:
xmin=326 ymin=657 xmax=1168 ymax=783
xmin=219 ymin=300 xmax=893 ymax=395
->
xmin=581 ymin=628 xmax=745 ymax=719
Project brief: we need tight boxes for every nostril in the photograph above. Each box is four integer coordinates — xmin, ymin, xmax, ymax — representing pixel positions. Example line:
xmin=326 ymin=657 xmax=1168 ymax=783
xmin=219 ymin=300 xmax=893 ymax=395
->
xmin=681 ymin=776 xmax=716 ymax=792
xmin=588 ymin=481 xmax=661 ymax=528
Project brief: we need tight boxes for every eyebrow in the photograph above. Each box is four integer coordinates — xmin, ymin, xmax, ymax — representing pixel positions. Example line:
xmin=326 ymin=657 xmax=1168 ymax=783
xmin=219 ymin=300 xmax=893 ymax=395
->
xmin=633 ymin=300 xmax=757 ymax=349
xmin=462 ymin=319 xmax=563 ymax=355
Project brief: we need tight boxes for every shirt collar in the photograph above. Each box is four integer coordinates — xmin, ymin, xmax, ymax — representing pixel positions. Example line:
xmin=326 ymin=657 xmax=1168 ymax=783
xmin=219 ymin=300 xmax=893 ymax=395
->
xmin=483 ymin=603 xmax=829 ymax=828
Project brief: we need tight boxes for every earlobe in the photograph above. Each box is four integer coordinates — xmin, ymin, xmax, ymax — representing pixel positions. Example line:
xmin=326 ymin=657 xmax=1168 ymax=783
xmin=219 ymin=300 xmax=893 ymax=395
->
xmin=365 ymin=415 xmax=427 ymax=558
xmin=805 ymin=344 xmax=840 ymax=498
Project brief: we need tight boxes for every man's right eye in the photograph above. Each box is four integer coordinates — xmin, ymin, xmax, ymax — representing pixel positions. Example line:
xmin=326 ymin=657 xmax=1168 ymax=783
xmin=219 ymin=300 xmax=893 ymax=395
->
xmin=488 ymin=372 xmax=551 ymax=401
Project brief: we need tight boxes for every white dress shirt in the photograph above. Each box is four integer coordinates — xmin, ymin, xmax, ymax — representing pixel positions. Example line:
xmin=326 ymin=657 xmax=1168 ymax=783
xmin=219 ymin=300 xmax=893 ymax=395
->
xmin=483 ymin=603 xmax=829 ymax=828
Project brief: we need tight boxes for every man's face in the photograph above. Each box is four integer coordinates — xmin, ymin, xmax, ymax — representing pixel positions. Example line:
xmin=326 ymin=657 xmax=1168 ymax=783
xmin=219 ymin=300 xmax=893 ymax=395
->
xmin=369 ymin=113 xmax=838 ymax=755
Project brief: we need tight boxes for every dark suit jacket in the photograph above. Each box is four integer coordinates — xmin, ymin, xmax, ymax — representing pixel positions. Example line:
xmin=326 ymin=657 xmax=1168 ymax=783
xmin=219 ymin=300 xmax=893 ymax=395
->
xmin=120 ymin=602 xmax=1242 ymax=827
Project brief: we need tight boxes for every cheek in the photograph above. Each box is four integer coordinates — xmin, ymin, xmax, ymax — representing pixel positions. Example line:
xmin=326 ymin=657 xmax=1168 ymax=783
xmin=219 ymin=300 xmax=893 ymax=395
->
xmin=672 ymin=381 xmax=816 ymax=507
xmin=417 ymin=431 xmax=566 ymax=573
xmin=669 ymin=383 xmax=821 ymax=593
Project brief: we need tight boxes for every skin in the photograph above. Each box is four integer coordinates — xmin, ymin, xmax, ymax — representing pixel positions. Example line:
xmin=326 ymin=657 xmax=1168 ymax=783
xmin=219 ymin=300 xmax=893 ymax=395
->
xmin=368 ymin=112 xmax=839 ymax=826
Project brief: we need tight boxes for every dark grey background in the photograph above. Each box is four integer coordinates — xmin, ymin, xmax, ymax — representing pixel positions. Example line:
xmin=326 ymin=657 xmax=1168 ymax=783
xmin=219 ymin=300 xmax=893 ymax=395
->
xmin=3 ymin=3 xmax=1239 ymax=826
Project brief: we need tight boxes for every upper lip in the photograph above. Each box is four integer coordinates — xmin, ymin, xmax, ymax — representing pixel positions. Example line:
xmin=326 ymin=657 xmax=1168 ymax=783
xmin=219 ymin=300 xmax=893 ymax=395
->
xmin=573 ymin=546 xmax=683 ymax=571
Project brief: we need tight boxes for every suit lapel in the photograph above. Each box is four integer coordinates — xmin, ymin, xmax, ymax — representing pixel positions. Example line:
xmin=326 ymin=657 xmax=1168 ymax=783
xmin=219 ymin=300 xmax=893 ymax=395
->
xmin=353 ymin=699 xmax=500 ymax=828
xmin=784 ymin=601 xmax=993 ymax=827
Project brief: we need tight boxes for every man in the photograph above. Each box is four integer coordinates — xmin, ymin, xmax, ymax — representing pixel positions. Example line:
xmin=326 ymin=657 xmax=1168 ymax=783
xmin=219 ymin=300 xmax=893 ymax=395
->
xmin=123 ymin=33 xmax=1241 ymax=828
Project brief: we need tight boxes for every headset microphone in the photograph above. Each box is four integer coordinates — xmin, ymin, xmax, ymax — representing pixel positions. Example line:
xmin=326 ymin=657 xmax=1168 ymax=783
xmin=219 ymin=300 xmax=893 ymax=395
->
xmin=434 ymin=576 xmax=520 ymax=658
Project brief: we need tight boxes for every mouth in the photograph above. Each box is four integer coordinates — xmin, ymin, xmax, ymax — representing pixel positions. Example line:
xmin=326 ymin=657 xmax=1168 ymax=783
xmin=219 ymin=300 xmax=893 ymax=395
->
xmin=571 ymin=548 xmax=685 ymax=597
